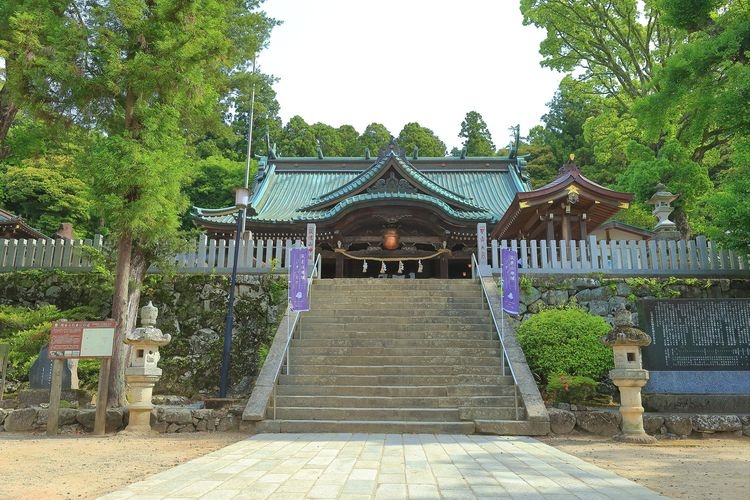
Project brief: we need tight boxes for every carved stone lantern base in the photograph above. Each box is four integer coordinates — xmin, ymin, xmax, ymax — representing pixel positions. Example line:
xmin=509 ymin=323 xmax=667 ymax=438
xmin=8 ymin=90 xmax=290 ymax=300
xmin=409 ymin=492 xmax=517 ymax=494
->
xmin=123 ymin=373 xmax=161 ymax=433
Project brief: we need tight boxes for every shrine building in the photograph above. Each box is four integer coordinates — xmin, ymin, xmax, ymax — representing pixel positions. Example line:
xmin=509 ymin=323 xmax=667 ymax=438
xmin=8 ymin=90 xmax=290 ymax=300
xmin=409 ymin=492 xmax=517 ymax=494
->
xmin=192 ymin=143 xmax=632 ymax=278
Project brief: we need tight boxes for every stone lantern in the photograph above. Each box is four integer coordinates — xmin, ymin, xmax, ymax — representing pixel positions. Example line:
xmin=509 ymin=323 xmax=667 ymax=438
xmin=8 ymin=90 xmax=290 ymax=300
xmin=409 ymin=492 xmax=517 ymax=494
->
xmin=647 ymin=183 xmax=680 ymax=240
xmin=123 ymin=301 xmax=171 ymax=433
xmin=601 ymin=308 xmax=656 ymax=444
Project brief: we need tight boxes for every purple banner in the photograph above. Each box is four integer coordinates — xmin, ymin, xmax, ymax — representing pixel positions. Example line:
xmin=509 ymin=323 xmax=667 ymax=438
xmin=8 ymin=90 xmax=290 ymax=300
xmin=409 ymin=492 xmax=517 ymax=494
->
xmin=289 ymin=247 xmax=309 ymax=312
xmin=501 ymin=248 xmax=519 ymax=315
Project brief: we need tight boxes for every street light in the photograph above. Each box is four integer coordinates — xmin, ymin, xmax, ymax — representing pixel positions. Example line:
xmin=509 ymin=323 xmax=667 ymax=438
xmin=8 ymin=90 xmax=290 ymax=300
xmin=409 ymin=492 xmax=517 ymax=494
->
xmin=219 ymin=187 xmax=250 ymax=398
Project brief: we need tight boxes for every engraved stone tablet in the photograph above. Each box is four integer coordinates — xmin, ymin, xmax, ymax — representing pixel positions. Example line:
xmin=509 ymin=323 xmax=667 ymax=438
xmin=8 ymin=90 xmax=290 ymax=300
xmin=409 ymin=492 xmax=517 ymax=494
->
xmin=639 ymin=299 xmax=750 ymax=371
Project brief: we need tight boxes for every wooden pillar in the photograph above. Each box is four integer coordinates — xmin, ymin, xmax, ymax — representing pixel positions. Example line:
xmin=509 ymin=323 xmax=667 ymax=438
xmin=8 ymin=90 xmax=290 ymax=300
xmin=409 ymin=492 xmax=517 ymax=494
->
xmin=440 ymin=254 xmax=449 ymax=279
xmin=335 ymin=252 xmax=344 ymax=278
xmin=580 ymin=214 xmax=588 ymax=239
xmin=562 ymin=213 xmax=571 ymax=241
xmin=546 ymin=214 xmax=555 ymax=241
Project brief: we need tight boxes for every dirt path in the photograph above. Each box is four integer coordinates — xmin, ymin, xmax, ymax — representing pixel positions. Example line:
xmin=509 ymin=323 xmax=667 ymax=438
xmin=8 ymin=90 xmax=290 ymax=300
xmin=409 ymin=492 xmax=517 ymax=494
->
xmin=0 ymin=432 xmax=243 ymax=499
xmin=541 ymin=434 xmax=750 ymax=500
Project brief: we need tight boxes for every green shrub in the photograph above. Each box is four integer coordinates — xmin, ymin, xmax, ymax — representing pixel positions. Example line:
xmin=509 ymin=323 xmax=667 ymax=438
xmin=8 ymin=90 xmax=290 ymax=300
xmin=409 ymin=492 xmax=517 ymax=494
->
xmin=546 ymin=373 xmax=598 ymax=404
xmin=516 ymin=306 xmax=613 ymax=383
xmin=0 ymin=304 xmax=102 ymax=384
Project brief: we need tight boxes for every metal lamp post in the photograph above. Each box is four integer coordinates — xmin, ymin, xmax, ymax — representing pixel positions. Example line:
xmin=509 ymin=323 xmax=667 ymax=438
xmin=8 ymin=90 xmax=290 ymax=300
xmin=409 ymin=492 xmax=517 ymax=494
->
xmin=219 ymin=187 xmax=250 ymax=398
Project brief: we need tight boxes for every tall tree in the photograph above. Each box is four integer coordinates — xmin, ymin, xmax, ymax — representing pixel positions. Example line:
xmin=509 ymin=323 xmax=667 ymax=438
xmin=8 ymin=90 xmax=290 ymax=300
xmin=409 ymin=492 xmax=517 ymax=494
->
xmin=397 ymin=122 xmax=447 ymax=157
xmin=0 ymin=0 xmax=83 ymax=158
xmin=2 ymin=0 xmax=276 ymax=406
xmin=458 ymin=111 xmax=495 ymax=156
xmin=520 ymin=0 xmax=682 ymax=111
xmin=358 ymin=122 xmax=391 ymax=156
xmin=337 ymin=125 xmax=361 ymax=156
xmin=279 ymin=115 xmax=316 ymax=157
xmin=311 ymin=122 xmax=345 ymax=156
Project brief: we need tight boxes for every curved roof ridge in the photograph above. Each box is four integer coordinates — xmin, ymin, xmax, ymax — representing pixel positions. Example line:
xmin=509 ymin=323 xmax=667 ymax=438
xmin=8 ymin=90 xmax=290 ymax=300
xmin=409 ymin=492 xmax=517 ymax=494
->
xmin=301 ymin=151 xmax=485 ymax=212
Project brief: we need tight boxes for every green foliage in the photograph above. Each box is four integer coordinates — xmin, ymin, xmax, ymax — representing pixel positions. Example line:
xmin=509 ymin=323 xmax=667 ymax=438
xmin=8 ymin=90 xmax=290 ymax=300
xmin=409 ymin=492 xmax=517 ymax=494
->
xmin=3 ymin=154 xmax=91 ymax=235
xmin=358 ymin=123 xmax=392 ymax=156
xmin=620 ymin=276 xmax=713 ymax=298
xmin=516 ymin=306 xmax=613 ymax=383
xmin=279 ymin=115 xmax=317 ymax=157
xmin=519 ymin=275 xmax=534 ymax=294
xmin=0 ymin=303 xmax=101 ymax=385
xmin=703 ymin=138 xmax=750 ymax=252
xmin=397 ymin=122 xmax=447 ymax=157
xmin=618 ymin=140 xmax=712 ymax=234
xmin=546 ymin=373 xmax=599 ymax=404
xmin=182 ymin=155 xmax=246 ymax=227
xmin=458 ymin=111 xmax=495 ymax=156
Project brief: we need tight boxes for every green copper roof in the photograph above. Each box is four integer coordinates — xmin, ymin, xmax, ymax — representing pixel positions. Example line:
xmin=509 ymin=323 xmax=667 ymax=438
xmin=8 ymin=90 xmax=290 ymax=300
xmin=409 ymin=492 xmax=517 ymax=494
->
xmin=192 ymin=154 xmax=527 ymax=227
xmin=303 ymin=151 xmax=481 ymax=212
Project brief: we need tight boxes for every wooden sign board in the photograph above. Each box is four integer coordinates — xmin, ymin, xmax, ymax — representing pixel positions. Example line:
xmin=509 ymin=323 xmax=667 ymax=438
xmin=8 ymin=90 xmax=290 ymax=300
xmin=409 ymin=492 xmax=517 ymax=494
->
xmin=49 ymin=320 xmax=116 ymax=359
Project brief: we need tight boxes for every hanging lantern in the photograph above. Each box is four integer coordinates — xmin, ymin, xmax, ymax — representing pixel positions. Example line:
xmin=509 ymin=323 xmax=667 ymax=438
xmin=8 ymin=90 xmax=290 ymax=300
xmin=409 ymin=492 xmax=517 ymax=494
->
xmin=417 ymin=260 xmax=423 ymax=273
xmin=362 ymin=260 xmax=368 ymax=273
xmin=380 ymin=261 xmax=386 ymax=273
xmin=397 ymin=261 xmax=404 ymax=274
xmin=382 ymin=228 xmax=400 ymax=250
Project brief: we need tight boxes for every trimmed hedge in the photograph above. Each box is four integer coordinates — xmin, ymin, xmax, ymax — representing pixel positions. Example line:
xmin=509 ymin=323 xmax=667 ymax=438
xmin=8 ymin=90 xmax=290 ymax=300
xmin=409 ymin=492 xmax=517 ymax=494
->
xmin=516 ymin=306 xmax=613 ymax=383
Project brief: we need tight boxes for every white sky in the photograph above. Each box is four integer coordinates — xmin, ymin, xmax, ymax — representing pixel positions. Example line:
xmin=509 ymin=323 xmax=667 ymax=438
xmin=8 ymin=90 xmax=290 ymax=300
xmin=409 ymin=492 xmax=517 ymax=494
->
xmin=259 ymin=0 xmax=564 ymax=151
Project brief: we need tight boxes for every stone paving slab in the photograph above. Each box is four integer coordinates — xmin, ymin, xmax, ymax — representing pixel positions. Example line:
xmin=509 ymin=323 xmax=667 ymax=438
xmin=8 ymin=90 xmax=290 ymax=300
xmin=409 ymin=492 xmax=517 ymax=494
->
xmin=99 ymin=433 xmax=663 ymax=499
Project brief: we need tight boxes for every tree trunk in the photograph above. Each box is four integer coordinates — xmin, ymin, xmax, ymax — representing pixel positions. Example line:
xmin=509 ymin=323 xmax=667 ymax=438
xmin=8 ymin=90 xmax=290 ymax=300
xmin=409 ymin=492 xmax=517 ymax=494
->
xmin=0 ymin=86 xmax=20 ymax=160
xmin=107 ymin=233 xmax=132 ymax=408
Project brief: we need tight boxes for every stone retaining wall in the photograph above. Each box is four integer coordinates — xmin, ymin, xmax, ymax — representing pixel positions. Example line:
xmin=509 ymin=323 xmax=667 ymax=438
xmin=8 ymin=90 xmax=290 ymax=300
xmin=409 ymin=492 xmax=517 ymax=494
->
xmin=0 ymin=405 xmax=243 ymax=434
xmin=547 ymin=404 xmax=750 ymax=438
xmin=516 ymin=276 xmax=750 ymax=326
xmin=2 ymin=403 xmax=747 ymax=438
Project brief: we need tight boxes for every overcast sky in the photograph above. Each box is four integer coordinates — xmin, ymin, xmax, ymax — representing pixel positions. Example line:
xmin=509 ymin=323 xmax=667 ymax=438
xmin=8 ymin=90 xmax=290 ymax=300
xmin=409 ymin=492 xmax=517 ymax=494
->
xmin=259 ymin=0 xmax=564 ymax=151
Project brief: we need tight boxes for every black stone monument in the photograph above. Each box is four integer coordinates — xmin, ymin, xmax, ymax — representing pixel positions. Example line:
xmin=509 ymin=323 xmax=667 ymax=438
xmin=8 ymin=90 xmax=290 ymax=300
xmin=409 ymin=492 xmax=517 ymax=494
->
xmin=29 ymin=345 xmax=72 ymax=390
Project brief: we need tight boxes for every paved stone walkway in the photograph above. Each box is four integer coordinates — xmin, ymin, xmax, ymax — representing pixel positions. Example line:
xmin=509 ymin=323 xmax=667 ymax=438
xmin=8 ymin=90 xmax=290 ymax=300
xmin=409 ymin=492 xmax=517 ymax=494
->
xmin=101 ymin=433 xmax=662 ymax=499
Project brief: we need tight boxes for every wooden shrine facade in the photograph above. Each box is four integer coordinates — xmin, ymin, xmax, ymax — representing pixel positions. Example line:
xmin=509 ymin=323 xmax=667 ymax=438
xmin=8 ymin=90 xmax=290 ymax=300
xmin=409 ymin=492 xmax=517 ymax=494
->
xmin=192 ymin=146 xmax=633 ymax=278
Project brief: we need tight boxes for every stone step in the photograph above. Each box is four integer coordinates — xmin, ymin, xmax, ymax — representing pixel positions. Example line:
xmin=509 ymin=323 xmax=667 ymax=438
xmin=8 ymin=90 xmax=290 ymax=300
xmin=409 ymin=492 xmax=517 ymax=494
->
xmin=286 ymin=365 xmax=504 ymax=376
xmin=474 ymin=419 xmax=549 ymax=436
xmin=275 ymin=384 xmax=516 ymax=398
xmin=255 ymin=419 xmax=476 ymax=434
xmin=278 ymin=374 xmax=513 ymax=386
xmin=312 ymin=292 xmax=481 ymax=299
xmin=459 ymin=406 xmax=525 ymax=421
xmin=299 ymin=325 xmax=494 ymax=336
xmin=273 ymin=395 xmax=519 ymax=409
xmin=311 ymin=298 xmax=482 ymax=306
xmin=291 ymin=338 xmax=501 ymax=349
xmin=313 ymin=279 xmax=477 ymax=288
xmin=301 ymin=316 xmax=492 ymax=325
xmin=289 ymin=355 xmax=503 ymax=367
xmin=304 ymin=309 xmax=487 ymax=318
xmin=310 ymin=299 xmax=484 ymax=308
xmin=269 ymin=407 xmax=460 ymax=421
xmin=290 ymin=347 xmax=503 ymax=357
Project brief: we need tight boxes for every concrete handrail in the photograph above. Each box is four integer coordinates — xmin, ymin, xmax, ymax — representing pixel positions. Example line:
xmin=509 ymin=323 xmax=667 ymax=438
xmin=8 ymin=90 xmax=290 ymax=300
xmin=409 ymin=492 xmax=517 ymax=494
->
xmin=473 ymin=253 xmax=549 ymax=427
xmin=242 ymin=253 xmax=320 ymax=422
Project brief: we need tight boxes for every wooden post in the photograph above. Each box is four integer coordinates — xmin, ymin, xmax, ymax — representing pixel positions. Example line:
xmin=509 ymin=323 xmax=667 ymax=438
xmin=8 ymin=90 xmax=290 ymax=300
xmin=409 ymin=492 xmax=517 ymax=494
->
xmin=546 ymin=215 xmax=555 ymax=241
xmin=47 ymin=359 xmax=64 ymax=436
xmin=93 ymin=359 xmax=111 ymax=435
xmin=440 ymin=254 xmax=449 ymax=278
xmin=335 ymin=252 xmax=344 ymax=278
xmin=561 ymin=213 xmax=570 ymax=241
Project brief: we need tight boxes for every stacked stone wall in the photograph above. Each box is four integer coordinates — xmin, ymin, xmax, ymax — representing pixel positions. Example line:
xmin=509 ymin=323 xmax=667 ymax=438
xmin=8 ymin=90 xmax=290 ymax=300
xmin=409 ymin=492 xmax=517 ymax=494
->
xmin=514 ymin=275 xmax=750 ymax=326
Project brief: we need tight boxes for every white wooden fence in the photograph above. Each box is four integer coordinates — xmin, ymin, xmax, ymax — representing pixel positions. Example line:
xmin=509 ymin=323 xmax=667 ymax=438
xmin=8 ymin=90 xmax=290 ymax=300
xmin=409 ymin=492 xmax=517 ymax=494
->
xmin=487 ymin=235 xmax=750 ymax=276
xmin=2 ymin=233 xmax=748 ymax=276
xmin=0 ymin=235 xmax=302 ymax=273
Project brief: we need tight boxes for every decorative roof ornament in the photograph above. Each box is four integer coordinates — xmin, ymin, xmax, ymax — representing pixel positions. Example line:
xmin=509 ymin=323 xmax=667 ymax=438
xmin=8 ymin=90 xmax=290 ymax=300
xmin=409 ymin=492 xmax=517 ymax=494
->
xmin=559 ymin=153 xmax=580 ymax=175
xmin=316 ymin=139 xmax=324 ymax=159
xmin=378 ymin=136 xmax=404 ymax=159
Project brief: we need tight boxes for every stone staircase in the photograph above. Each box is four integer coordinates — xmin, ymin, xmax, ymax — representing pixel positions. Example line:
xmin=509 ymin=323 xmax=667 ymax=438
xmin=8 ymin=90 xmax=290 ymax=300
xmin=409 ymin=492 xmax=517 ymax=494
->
xmin=255 ymin=279 xmax=530 ymax=434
